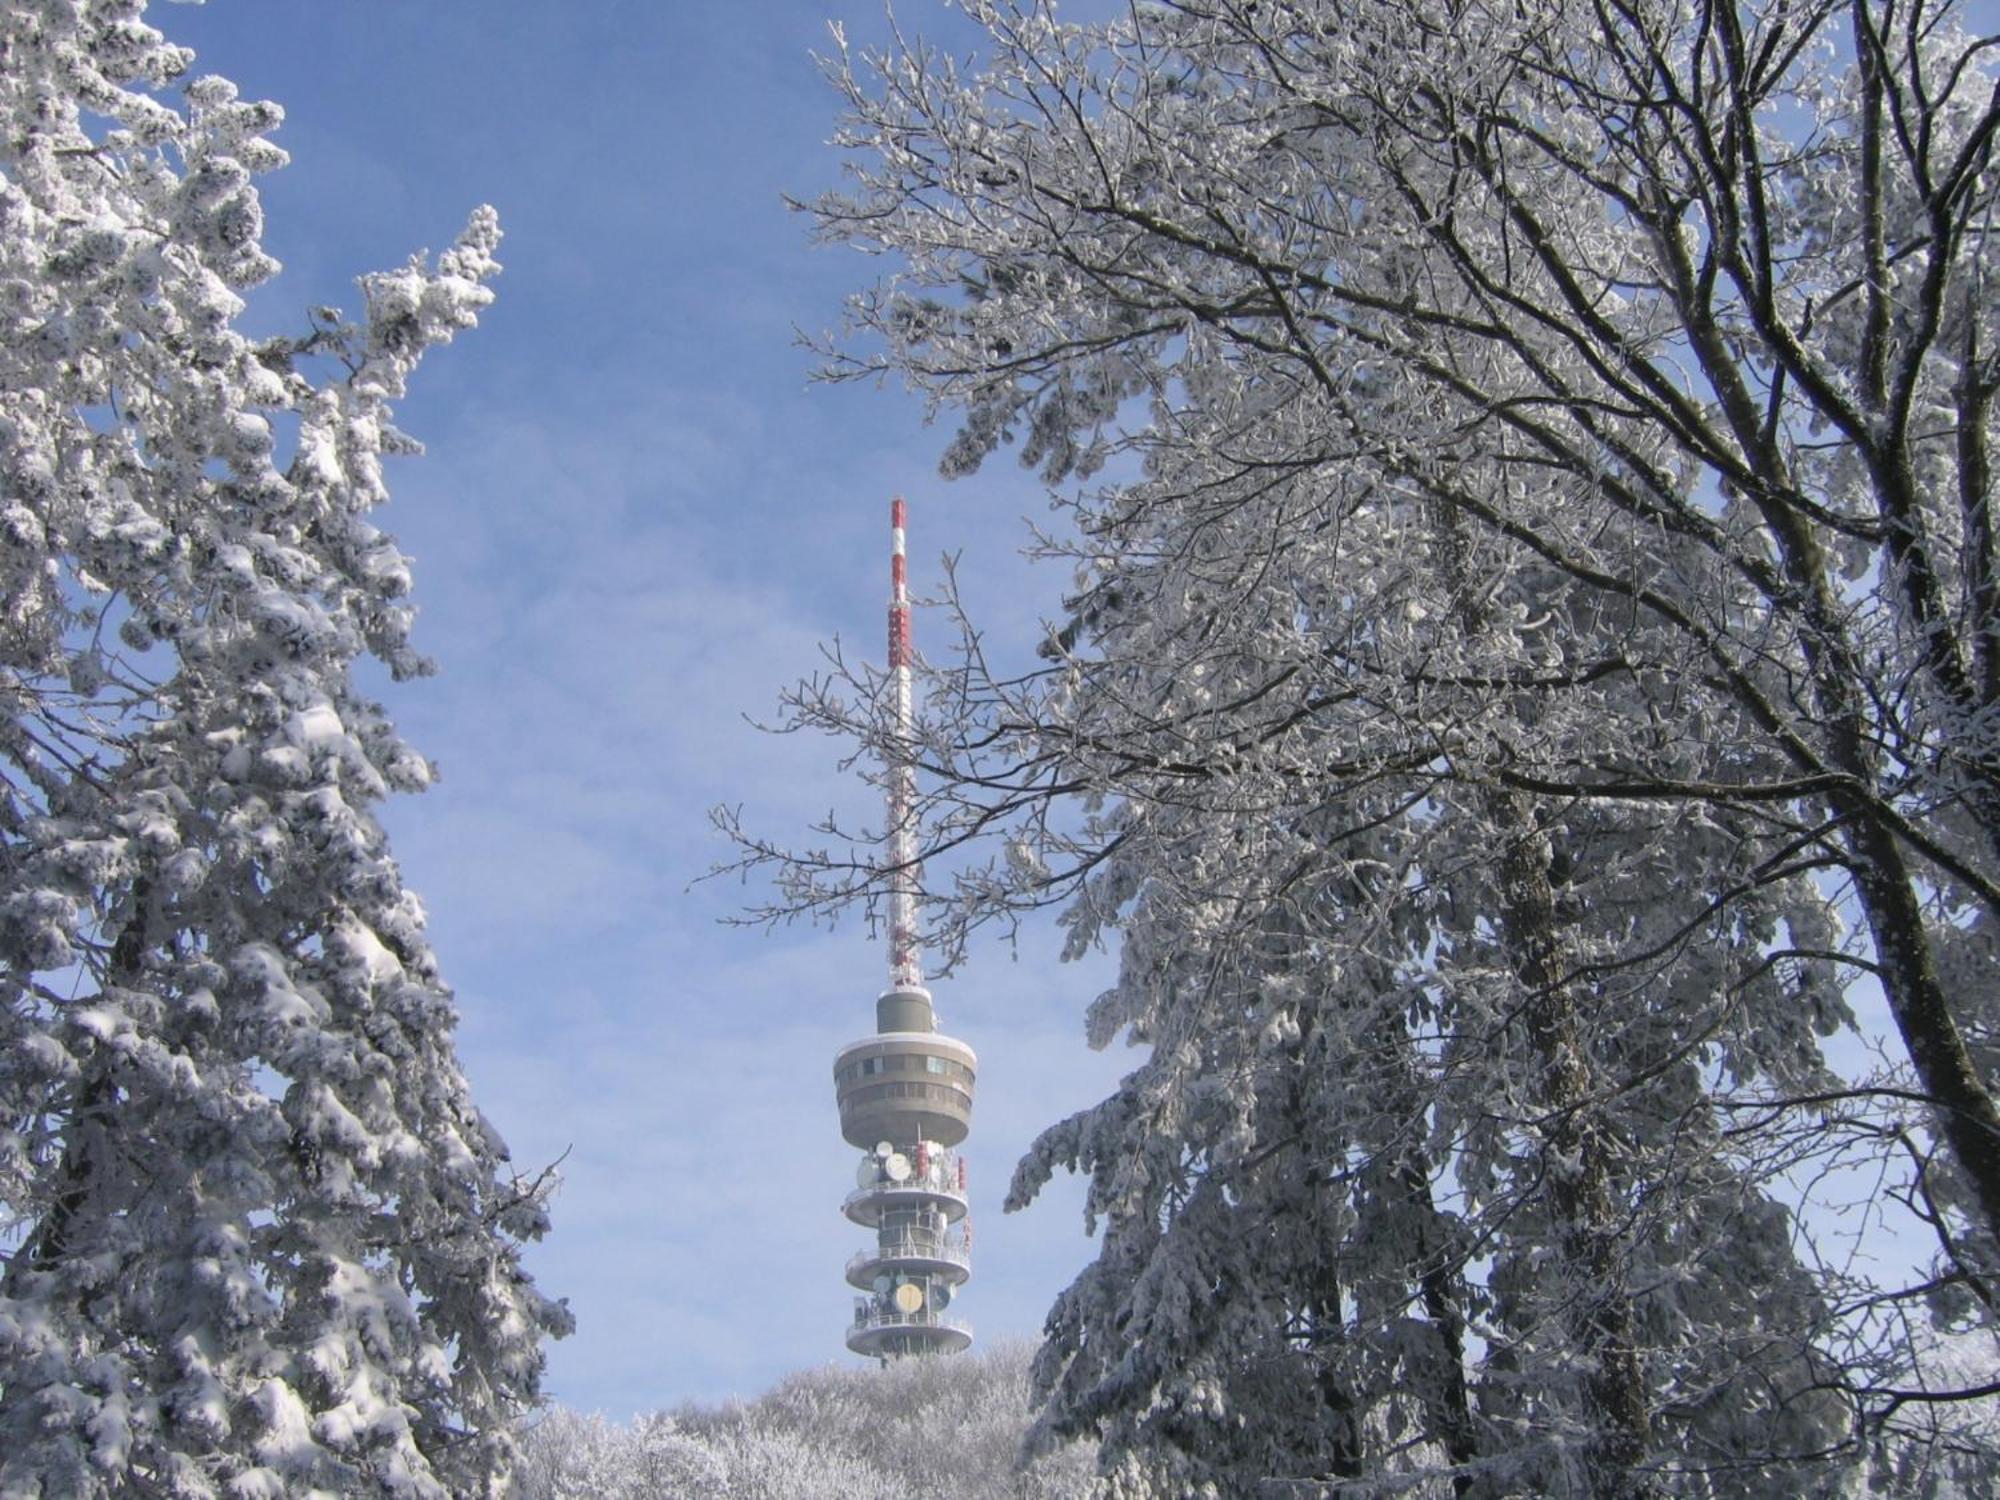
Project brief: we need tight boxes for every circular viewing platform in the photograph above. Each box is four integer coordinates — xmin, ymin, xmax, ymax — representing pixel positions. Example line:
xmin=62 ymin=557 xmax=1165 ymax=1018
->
xmin=845 ymin=1305 xmax=973 ymax=1359
xmin=845 ymin=1231 xmax=971 ymax=1291
xmin=843 ymin=1142 xmax=969 ymax=1228
xmin=843 ymin=1179 xmax=968 ymax=1228
xmin=833 ymin=1032 xmax=977 ymax=1150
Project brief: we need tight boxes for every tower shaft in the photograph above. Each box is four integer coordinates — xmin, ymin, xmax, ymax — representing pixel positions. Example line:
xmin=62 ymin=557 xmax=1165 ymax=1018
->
xmin=832 ymin=498 xmax=976 ymax=1360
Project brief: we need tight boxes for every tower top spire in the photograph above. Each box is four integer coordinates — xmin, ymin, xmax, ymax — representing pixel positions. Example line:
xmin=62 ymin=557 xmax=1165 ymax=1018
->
xmin=883 ymin=497 xmax=928 ymax=1015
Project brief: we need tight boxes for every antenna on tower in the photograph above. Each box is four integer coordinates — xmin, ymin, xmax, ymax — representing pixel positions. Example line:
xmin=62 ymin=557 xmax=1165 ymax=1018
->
xmin=886 ymin=497 xmax=923 ymax=999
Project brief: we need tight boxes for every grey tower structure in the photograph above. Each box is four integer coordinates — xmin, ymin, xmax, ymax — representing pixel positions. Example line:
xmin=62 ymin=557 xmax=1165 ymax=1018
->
xmin=832 ymin=499 xmax=976 ymax=1358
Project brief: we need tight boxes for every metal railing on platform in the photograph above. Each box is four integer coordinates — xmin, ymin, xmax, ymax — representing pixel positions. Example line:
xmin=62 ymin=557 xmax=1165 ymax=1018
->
xmin=847 ymin=1304 xmax=973 ymax=1339
xmin=845 ymin=1235 xmax=971 ymax=1281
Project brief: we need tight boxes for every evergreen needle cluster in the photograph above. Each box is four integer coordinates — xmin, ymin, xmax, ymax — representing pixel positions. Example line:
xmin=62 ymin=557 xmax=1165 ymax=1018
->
xmin=0 ymin=5 xmax=566 ymax=1494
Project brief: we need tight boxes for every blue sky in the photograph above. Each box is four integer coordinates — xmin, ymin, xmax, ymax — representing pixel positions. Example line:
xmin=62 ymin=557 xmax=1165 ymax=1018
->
xmin=158 ymin=0 xmax=1129 ymax=1417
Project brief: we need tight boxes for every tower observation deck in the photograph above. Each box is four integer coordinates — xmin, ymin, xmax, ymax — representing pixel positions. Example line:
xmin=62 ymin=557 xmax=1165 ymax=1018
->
xmin=832 ymin=499 xmax=975 ymax=1359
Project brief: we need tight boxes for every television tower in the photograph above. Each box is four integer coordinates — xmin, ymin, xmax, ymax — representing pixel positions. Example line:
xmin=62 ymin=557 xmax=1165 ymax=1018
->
xmin=832 ymin=498 xmax=976 ymax=1359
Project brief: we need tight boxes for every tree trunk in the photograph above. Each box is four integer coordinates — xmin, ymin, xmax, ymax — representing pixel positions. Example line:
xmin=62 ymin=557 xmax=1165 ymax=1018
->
xmin=7 ymin=882 xmax=151 ymax=1284
xmin=1493 ymin=793 xmax=1661 ymax=1500
xmin=1843 ymin=808 xmax=2000 ymax=1270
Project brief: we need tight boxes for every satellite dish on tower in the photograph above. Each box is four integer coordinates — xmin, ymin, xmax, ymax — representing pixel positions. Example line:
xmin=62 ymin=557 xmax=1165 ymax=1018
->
xmin=885 ymin=1152 xmax=912 ymax=1183
xmin=874 ymin=1140 xmax=894 ymax=1159
xmin=893 ymin=1282 xmax=925 ymax=1315
xmin=857 ymin=1157 xmax=880 ymax=1189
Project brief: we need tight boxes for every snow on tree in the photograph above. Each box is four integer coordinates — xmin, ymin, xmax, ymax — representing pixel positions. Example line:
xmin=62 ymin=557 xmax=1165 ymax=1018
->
xmin=724 ymin=0 xmax=2000 ymax=1493
xmin=0 ymin=4 xmax=566 ymax=1495
xmin=512 ymin=1341 xmax=1100 ymax=1500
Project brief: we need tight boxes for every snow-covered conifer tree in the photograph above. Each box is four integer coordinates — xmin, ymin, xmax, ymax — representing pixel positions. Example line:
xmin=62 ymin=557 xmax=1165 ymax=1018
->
xmin=0 ymin=4 xmax=566 ymax=1494
xmin=729 ymin=0 xmax=2000 ymax=1493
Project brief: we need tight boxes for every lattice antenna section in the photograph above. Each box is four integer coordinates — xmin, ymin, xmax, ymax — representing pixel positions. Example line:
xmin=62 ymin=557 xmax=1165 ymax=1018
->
xmin=886 ymin=496 xmax=922 ymax=996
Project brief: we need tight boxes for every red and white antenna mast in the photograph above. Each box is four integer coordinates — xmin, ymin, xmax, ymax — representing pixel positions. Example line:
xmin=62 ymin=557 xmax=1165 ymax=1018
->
xmin=886 ymin=496 xmax=925 ymax=997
